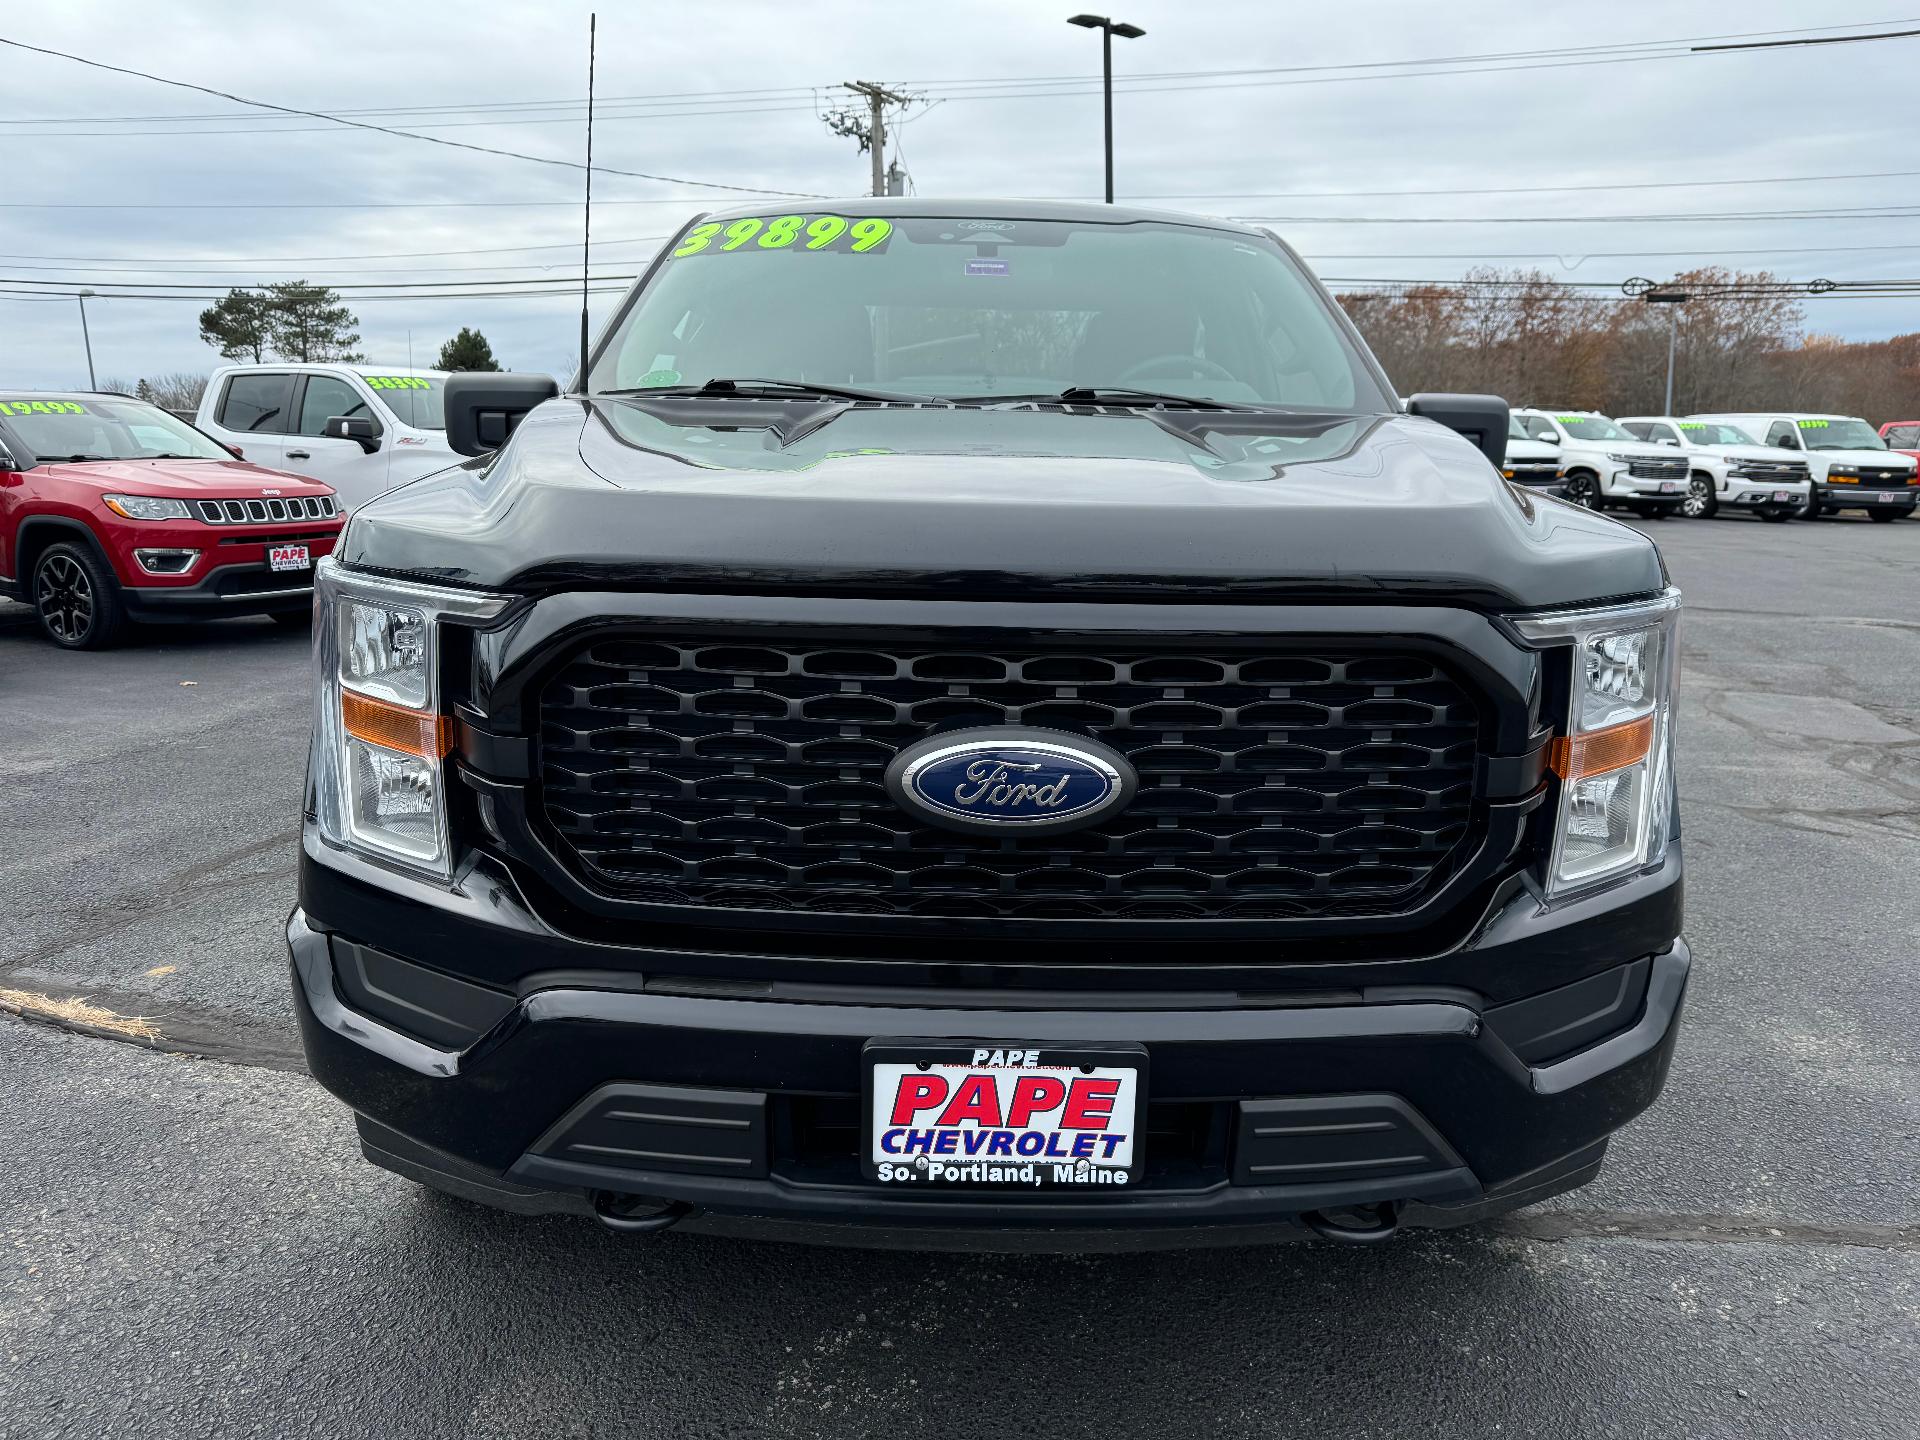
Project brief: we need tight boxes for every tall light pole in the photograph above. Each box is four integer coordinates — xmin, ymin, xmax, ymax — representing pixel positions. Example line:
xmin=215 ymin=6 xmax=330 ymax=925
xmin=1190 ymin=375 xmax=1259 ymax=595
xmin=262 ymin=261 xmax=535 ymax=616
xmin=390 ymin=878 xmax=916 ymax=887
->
xmin=76 ymin=289 xmax=98 ymax=390
xmin=1644 ymin=289 xmax=1690 ymax=414
xmin=1068 ymin=14 xmax=1144 ymax=203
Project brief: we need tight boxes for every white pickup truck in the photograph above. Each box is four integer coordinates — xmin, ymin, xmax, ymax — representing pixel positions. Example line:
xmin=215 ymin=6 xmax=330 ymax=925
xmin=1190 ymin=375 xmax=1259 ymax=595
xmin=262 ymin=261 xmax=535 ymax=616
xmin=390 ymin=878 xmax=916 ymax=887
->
xmin=1616 ymin=416 xmax=1808 ymax=522
xmin=1501 ymin=413 xmax=1564 ymax=496
xmin=1510 ymin=408 xmax=1688 ymax=517
xmin=195 ymin=364 xmax=457 ymax=512
xmin=1686 ymin=412 xmax=1918 ymax=522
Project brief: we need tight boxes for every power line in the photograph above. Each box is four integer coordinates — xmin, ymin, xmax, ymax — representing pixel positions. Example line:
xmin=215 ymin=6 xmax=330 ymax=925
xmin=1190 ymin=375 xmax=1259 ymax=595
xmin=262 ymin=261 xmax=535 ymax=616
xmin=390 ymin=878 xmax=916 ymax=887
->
xmin=1693 ymin=25 xmax=1920 ymax=51
xmin=0 ymin=35 xmax=823 ymax=197
xmin=17 ymin=163 xmax=1920 ymax=216
xmin=9 ymin=15 xmax=1905 ymax=127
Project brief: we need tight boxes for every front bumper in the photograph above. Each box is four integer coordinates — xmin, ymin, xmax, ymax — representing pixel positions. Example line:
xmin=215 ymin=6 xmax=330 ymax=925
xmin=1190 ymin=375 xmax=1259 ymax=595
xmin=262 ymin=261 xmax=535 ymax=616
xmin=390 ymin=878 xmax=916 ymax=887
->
xmin=1721 ymin=477 xmax=1810 ymax=507
xmin=1817 ymin=484 xmax=1917 ymax=511
xmin=290 ymin=834 xmax=1691 ymax=1249
xmin=121 ymin=561 xmax=320 ymax=620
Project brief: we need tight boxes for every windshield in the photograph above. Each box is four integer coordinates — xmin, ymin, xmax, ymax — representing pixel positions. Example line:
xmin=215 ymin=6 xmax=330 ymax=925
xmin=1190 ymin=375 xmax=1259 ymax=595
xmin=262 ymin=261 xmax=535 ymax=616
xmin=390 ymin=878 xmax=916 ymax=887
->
xmin=359 ymin=374 xmax=446 ymax=430
xmin=1555 ymin=414 xmax=1634 ymax=442
xmin=587 ymin=212 xmax=1390 ymax=411
xmin=0 ymin=396 xmax=229 ymax=462
xmin=1677 ymin=421 xmax=1756 ymax=446
xmin=1797 ymin=417 xmax=1885 ymax=451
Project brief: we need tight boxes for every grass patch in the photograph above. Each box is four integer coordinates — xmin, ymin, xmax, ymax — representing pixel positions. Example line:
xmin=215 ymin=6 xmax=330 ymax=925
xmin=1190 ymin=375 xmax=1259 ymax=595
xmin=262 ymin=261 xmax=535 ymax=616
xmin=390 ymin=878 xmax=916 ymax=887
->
xmin=0 ymin=988 xmax=161 ymax=1041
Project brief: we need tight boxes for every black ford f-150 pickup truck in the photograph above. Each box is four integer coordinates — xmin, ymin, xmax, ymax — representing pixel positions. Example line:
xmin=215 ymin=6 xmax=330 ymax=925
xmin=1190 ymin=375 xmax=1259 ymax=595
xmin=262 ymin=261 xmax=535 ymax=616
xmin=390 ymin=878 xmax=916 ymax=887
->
xmin=291 ymin=200 xmax=1686 ymax=1248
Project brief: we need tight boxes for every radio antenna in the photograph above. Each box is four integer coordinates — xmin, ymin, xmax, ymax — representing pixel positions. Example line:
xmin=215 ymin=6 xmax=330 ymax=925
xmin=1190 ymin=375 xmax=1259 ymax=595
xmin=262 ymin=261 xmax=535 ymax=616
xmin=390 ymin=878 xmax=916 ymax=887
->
xmin=577 ymin=12 xmax=597 ymax=391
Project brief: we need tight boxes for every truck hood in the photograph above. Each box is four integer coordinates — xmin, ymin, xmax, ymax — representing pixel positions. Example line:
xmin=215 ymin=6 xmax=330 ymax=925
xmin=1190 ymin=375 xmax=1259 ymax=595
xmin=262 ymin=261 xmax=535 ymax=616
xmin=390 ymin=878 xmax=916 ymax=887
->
xmin=336 ymin=396 xmax=1667 ymax=611
xmin=1702 ymin=444 xmax=1812 ymax=466
xmin=36 ymin=456 xmax=335 ymax=496
xmin=1805 ymin=447 xmax=1917 ymax=469
xmin=1506 ymin=439 xmax=1559 ymax=462
xmin=1558 ymin=438 xmax=1675 ymax=462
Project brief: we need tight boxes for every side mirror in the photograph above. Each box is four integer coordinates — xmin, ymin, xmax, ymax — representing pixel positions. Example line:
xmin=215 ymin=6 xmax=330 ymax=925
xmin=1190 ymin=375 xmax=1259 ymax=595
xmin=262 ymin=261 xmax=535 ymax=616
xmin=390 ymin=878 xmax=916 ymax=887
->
xmin=0 ymin=443 xmax=20 ymax=473
xmin=445 ymin=372 xmax=561 ymax=457
xmin=324 ymin=415 xmax=381 ymax=454
xmin=1407 ymin=392 xmax=1507 ymax=468
xmin=1777 ymin=435 xmax=1799 ymax=450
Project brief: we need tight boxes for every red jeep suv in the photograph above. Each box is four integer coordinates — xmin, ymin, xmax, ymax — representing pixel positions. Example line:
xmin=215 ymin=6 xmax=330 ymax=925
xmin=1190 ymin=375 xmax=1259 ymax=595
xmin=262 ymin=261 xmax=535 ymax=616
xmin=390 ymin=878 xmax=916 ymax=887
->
xmin=0 ymin=393 xmax=344 ymax=649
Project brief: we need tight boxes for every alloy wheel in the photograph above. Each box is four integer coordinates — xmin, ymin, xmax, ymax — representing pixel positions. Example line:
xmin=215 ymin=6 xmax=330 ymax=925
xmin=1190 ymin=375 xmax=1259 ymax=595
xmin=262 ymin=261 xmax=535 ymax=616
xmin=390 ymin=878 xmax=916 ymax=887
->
xmin=1564 ymin=473 xmax=1597 ymax=508
xmin=35 ymin=554 xmax=93 ymax=643
xmin=1683 ymin=476 xmax=1715 ymax=518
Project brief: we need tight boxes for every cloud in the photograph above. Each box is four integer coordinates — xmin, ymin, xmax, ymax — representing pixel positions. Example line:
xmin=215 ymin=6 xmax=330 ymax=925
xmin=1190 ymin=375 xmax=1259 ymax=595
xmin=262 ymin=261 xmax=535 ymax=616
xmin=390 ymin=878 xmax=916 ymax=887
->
xmin=4 ymin=0 xmax=1917 ymax=393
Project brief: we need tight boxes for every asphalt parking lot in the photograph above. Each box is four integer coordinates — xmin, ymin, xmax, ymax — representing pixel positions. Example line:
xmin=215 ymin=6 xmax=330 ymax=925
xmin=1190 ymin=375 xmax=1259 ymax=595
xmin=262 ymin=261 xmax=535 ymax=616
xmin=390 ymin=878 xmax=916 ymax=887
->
xmin=3 ymin=508 xmax=1918 ymax=1439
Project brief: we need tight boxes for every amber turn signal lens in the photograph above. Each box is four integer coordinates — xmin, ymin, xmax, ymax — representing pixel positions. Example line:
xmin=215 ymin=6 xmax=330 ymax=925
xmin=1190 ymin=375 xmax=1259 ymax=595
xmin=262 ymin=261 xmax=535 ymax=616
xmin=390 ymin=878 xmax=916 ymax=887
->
xmin=342 ymin=690 xmax=450 ymax=758
xmin=1548 ymin=714 xmax=1653 ymax=781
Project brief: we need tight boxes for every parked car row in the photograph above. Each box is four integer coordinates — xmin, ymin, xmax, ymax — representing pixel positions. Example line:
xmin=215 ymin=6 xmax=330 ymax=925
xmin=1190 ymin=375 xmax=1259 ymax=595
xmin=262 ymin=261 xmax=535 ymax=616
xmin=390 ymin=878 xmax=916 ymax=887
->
xmin=1507 ymin=407 xmax=1919 ymax=523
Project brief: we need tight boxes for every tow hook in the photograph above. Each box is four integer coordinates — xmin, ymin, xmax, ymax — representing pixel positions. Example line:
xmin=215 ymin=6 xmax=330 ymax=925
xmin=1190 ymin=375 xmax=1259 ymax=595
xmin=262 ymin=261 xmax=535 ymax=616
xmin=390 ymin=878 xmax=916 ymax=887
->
xmin=589 ymin=1191 xmax=690 ymax=1235
xmin=1300 ymin=1201 xmax=1402 ymax=1244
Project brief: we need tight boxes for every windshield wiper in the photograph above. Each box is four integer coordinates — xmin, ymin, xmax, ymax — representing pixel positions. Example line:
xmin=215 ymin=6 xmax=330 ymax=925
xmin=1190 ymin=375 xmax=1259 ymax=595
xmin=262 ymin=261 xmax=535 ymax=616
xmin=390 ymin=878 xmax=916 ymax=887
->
xmin=601 ymin=377 xmax=932 ymax=404
xmin=959 ymin=386 xmax=1265 ymax=412
xmin=39 ymin=453 xmax=111 ymax=463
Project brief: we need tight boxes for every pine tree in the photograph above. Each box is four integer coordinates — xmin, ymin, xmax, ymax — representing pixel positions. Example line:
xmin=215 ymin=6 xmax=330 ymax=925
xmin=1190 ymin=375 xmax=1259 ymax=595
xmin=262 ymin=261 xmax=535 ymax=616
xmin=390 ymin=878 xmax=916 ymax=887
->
xmin=436 ymin=327 xmax=501 ymax=372
xmin=264 ymin=281 xmax=363 ymax=363
xmin=197 ymin=290 xmax=273 ymax=363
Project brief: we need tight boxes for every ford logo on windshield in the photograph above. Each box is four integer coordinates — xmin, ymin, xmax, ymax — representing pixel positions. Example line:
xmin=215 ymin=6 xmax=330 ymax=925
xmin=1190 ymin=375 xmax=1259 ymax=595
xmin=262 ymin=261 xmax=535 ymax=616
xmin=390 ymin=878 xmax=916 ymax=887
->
xmin=884 ymin=727 xmax=1136 ymax=836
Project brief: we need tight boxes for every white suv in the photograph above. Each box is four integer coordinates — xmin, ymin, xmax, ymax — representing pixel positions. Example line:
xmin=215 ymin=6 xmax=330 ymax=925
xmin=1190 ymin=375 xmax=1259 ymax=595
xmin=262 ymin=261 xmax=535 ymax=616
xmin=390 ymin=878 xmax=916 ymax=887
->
xmin=1616 ymin=416 xmax=1808 ymax=523
xmin=195 ymin=364 xmax=457 ymax=512
xmin=1510 ymin=409 xmax=1688 ymax=517
xmin=1686 ymin=413 xmax=1917 ymax=522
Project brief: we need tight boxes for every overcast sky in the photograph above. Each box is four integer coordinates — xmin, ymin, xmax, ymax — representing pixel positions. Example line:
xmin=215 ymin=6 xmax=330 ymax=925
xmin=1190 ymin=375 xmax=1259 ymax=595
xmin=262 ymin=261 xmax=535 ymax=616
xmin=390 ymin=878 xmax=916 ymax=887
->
xmin=4 ymin=0 xmax=1918 ymax=392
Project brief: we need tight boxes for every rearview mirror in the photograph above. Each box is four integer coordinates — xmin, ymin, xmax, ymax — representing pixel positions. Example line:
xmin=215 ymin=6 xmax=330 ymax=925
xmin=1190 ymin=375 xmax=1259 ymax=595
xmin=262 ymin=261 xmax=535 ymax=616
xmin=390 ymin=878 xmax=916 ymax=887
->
xmin=1406 ymin=392 xmax=1507 ymax=468
xmin=324 ymin=415 xmax=381 ymax=454
xmin=445 ymin=372 xmax=561 ymax=456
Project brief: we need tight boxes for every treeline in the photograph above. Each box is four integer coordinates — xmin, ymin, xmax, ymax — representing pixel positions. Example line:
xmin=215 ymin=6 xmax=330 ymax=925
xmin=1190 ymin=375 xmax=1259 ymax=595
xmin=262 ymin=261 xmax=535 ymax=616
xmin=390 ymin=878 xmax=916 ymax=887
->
xmin=1336 ymin=267 xmax=1920 ymax=423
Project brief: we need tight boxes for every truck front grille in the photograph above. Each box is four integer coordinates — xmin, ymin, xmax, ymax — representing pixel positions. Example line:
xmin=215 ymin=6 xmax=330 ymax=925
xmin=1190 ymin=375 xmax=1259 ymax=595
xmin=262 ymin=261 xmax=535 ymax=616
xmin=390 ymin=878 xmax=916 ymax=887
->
xmin=535 ymin=635 xmax=1482 ymax=922
xmin=1626 ymin=457 xmax=1687 ymax=481
xmin=1856 ymin=465 xmax=1913 ymax=487
xmin=1731 ymin=460 xmax=1810 ymax=482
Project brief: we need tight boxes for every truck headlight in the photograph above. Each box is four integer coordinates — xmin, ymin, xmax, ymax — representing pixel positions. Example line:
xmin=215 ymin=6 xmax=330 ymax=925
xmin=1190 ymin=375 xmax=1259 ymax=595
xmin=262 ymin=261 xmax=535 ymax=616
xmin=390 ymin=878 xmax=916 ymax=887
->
xmin=1512 ymin=590 xmax=1680 ymax=898
xmin=1604 ymin=452 xmax=1641 ymax=465
xmin=309 ymin=558 xmax=509 ymax=878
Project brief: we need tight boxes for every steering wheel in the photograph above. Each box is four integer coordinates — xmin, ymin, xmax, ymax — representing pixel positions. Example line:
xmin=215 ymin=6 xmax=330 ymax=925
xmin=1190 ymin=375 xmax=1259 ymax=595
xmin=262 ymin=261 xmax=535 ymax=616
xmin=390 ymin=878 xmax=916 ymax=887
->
xmin=1117 ymin=353 xmax=1238 ymax=385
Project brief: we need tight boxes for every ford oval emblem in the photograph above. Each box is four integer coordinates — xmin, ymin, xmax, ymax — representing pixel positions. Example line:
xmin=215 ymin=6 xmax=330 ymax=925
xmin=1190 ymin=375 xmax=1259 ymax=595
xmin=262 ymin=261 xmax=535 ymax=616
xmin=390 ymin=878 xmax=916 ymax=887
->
xmin=884 ymin=727 xmax=1137 ymax=836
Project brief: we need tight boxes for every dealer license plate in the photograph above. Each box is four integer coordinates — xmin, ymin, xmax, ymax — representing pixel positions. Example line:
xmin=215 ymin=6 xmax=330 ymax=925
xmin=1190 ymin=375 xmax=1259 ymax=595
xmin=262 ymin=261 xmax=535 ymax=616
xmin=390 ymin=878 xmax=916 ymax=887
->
xmin=1876 ymin=492 xmax=1897 ymax=502
xmin=268 ymin=544 xmax=311 ymax=572
xmin=1773 ymin=490 xmax=1793 ymax=502
xmin=1659 ymin=481 xmax=1682 ymax=494
xmin=864 ymin=1041 xmax=1146 ymax=1190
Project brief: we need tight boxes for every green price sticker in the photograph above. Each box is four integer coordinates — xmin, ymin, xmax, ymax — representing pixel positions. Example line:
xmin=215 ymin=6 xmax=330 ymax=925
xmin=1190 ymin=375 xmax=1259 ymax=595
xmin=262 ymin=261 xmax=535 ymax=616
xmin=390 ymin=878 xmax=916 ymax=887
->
xmin=1797 ymin=418 xmax=1829 ymax=429
xmin=670 ymin=214 xmax=894 ymax=258
xmin=1554 ymin=415 xmax=1585 ymax=425
xmin=365 ymin=376 xmax=431 ymax=390
xmin=1678 ymin=422 xmax=1705 ymax=430
xmin=0 ymin=399 xmax=89 ymax=417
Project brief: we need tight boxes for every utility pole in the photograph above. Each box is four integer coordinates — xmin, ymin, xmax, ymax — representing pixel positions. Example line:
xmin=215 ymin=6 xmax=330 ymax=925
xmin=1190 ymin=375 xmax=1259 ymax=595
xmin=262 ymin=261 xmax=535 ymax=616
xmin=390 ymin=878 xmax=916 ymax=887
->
xmin=76 ymin=289 xmax=97 ymax=390
xmin=824 ymin=82 xmax=917 ymax=196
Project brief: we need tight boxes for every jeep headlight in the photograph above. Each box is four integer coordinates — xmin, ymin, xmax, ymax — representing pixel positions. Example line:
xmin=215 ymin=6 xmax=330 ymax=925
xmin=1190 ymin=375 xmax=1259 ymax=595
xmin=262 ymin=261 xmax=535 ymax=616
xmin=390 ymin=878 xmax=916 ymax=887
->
xmin=1512 ymin=590 xmax=1680 ymax=897
xmin=103 ymin=494 xmax=194 ymax=521
xmin=309 ymin=558 xmax=509 ymax=878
